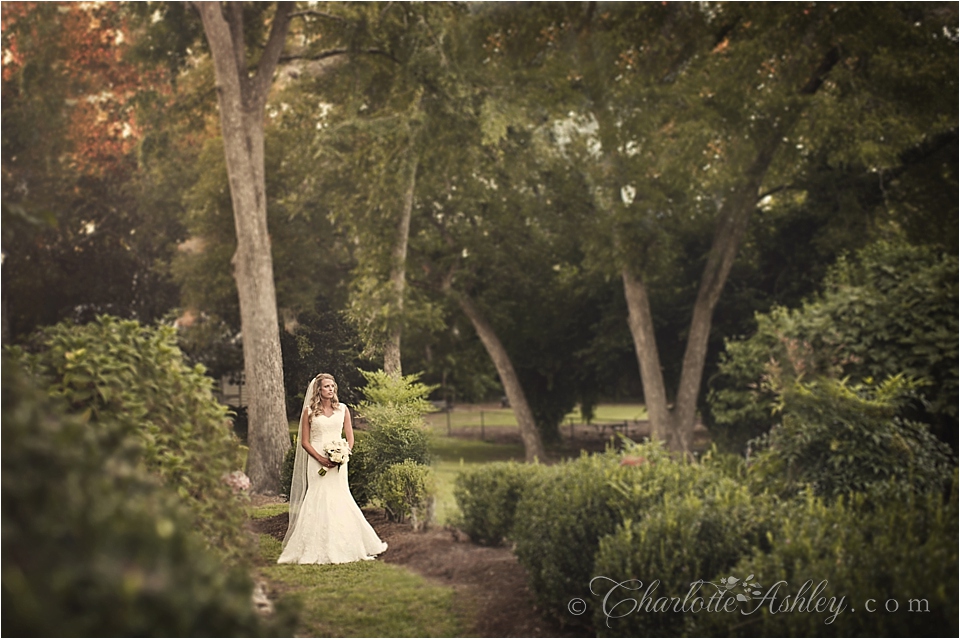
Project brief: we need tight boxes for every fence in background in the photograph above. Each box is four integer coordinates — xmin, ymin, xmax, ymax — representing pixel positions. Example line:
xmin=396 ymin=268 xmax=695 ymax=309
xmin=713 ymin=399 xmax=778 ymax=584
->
xmin=434 ymin=408 xmax=650 ymax=443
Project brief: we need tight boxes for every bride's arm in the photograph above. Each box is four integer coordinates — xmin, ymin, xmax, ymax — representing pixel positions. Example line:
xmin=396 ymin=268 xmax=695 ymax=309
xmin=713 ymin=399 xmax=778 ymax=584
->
xmin=300 ymin=408 xmax=334 ymax=467
xmin=343 ymin=406 xmax=355 ymax=451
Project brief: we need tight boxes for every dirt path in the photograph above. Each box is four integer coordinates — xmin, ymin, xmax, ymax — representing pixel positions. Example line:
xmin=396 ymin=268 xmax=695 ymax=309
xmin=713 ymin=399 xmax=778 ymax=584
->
xmin=250 ymin=510 xmax=581 ymax=638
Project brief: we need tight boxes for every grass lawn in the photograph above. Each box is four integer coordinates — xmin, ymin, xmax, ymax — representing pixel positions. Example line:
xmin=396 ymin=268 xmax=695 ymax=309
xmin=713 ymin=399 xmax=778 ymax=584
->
xmin=428 ymin=436 xmax=526 ymax=525
xmin=424 ymin=402 xmax=648 ymax=432
xmin=251 ymin=502 xmax=289 ymax=519
xmin=425 ymin=407 xmax=520 ymax=431
xmin=257 ymin=534 xmax=467 ymax=637
xmin=574 ymin=403 xmax=648 ymax=422
xmin=248 ymin=434 xmax=538 ymax=636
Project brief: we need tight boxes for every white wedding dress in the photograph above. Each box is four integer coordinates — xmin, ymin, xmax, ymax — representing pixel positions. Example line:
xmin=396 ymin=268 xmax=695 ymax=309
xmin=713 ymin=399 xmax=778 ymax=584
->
xmin=277 ymin=405 xmax=388 ymax=564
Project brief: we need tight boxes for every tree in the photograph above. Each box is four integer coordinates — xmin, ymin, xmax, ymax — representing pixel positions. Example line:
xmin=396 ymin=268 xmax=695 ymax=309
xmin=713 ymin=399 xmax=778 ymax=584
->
xmin=1 ymin=2 xmax=182 ymax=343
xmin=192 ymin=2 xmax=293 ymax=493
xmin=415 ymin=110 xmax=599 ymax=458
xmin=261 ymin=4 xmax=553 ymax=460
xmin=478 ymin=2 xmax=957 ymax=454
xmin=277 ymin=3 xmax=461 ymax=377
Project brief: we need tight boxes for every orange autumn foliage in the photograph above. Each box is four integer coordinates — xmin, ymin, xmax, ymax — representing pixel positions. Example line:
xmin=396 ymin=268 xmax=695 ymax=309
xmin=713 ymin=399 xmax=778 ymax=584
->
xmin=2 ymin=2 xmax=170 ymax=178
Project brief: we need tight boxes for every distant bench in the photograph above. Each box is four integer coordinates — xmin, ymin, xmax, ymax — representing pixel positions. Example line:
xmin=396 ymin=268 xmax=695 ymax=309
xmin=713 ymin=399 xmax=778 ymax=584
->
xmin=586 ymin=420 xmax=649 ymax=439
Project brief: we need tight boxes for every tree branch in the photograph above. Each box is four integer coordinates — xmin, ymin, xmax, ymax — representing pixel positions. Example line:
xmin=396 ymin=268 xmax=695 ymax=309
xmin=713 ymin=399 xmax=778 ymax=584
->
xmin=223 ymin=2 xmax=247 ymax=86
xmin=279 ymin=47 xmax=400 ymax=65
xmin=289 ymin=9 xmax=345 ymax=22
xmin=195 ymin=2 xmax=243 ymax=109
xmin=799 ymin=45 xmax=840 ymax=95
xmin=757 ymin=183 xmax=800 ymax=200
xmin=251 ymin=2 xmax=294 ymax=105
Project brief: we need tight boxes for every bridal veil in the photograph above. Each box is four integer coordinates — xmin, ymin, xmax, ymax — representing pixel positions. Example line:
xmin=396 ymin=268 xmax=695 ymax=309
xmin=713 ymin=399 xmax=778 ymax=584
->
xmin=281 ymin=376 xmax=315 ymax=551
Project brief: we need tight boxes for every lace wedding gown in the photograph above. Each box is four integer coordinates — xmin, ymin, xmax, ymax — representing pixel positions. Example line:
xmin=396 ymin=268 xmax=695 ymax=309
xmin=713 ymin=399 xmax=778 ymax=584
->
xmin=277 ymin=405 xmax=388 ymax=564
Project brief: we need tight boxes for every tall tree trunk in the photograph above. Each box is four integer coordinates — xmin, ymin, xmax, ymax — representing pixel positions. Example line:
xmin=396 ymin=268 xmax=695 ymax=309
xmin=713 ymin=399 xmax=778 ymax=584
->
xmin=383 ymin=99 xmax=422 ymax=377
xmin=621 ymin=267 xmax=674 ymax=443
xmin=621 ymin=133 xmax=783 ymax=454
xmin=195 ymin=2 xmax=292 ymax=494
xmin=455 ymin=292 xmax=546 ymax=462
xmin=1 ymin=280 xmax=8 ymax=345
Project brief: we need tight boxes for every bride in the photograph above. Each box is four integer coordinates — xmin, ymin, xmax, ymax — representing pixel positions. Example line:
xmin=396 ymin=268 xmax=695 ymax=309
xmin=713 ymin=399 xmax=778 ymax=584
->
xmin=278 ymin=373 xmax=388 ymax=564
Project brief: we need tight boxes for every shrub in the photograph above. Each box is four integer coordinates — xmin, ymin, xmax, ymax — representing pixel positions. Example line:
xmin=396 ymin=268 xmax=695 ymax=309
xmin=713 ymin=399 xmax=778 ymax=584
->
xmin=511 ymin=442 xmax=777 ymax=630
xmin=708 ymin=241 xmax=958 ymax=451
xmin=749 ymin=375 xmax=955 ymax=498
xmin=346 ymin=431 xmax=377 ymax=506
xmin=453 ymin=461 xmax=546 ymax=546
xmin=1 ymin=357 xmax=271 ymax=636
xmin=513 ymin=443 xmax=685 ymax=623
xmin=350 ymin=370 xmax=434 ymax=507
xmin=356 ymin=369 xmax=437 ymax=432
xmin=8 ymin=316 xmax=251 ymax=560
xmin=373 ymin=460 xmax=433 ymax=525
xmin=511 ymin=452 xmax=622 ymax=627
xmin=280 ymin=442 xmax=297 ymax=498
xmin=590 ymin=482 xmax=774 ymax=637
xmin=690 ymin=486 xmax=958 ymax=637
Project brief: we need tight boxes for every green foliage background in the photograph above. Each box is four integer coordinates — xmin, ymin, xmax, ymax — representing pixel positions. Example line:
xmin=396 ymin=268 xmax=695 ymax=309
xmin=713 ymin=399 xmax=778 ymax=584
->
xmin=2 ymin=349 xmax=270 ymax=636
xmin=8 ymin=316 xmax=251 ymax=560
xmin=708 ymin=241 xmax=959 ymax=451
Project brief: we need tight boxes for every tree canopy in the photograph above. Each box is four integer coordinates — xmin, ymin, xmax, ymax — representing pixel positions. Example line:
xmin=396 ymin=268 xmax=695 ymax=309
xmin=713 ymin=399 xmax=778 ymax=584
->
xmin=3 ymin=1 xmax=956 ymax=464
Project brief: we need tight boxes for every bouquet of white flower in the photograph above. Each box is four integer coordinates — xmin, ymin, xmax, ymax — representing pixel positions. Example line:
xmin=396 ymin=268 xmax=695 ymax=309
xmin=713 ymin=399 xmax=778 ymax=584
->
xmin=318 ymin=438 xmax=351 ymax=476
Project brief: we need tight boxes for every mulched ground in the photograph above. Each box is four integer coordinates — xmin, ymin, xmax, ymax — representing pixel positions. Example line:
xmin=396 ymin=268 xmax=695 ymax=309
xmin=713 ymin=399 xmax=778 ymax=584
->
xmin=250 ymin=509 xmax=585 ymax=638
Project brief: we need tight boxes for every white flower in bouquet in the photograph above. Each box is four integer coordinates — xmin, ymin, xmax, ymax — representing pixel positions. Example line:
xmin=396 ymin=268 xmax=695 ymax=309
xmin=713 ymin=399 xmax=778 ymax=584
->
xmin=318 ymin=438 xmax=351 ymax=476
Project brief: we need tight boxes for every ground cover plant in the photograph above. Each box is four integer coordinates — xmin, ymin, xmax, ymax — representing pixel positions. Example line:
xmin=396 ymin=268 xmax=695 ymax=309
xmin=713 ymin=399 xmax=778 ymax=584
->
xmin=256 ymin=532 xmax=466 ymax=638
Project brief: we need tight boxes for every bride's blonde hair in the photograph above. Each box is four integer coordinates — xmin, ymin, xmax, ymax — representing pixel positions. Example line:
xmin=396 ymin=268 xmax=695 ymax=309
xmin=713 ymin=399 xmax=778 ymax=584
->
xmin=309 ymin=373 xmax=340 ymax=416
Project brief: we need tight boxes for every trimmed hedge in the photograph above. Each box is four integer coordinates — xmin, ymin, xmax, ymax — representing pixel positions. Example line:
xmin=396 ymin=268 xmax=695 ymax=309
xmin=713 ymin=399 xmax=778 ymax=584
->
xmin=690 ymin=487 xmax=958 ymax=637
xmin=373 ymin=459 xmax=433 ymax=525
xmin=509 ymin=442 xmax=779 ymax=632
xmin=502 ymin=440 xmax=953 ymax=637
xmin=453 ymin=461 xmax=547 ymax=546
xmin=511 ymin=452 xmax=622 ymax=627
xmin=591 ymin=481 xmax=774 ymax=637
